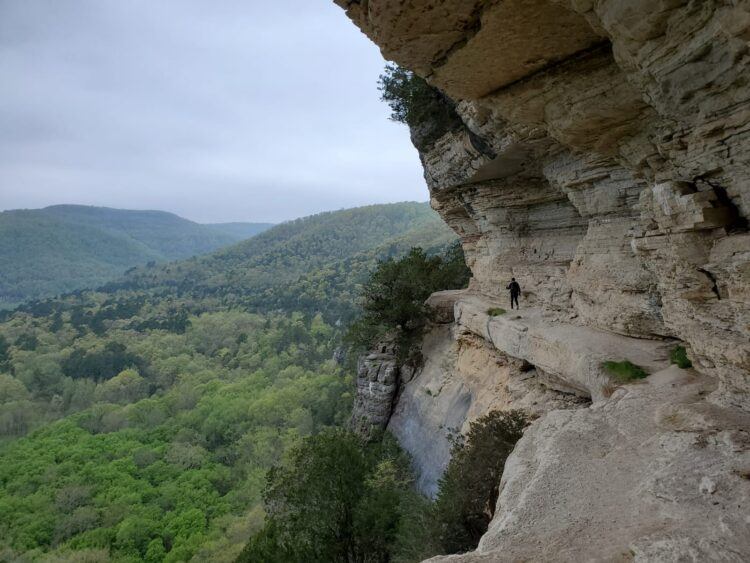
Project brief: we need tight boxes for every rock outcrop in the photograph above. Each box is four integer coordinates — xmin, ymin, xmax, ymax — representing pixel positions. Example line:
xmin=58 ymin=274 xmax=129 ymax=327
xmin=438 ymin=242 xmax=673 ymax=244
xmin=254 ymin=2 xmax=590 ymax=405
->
xmin=388 ymin=292 xmax=588 ymax=496
xmin=350 ymin=341 xmax=400 ymax=438
xmin=337 ymin=1 xmax=750 ymax=560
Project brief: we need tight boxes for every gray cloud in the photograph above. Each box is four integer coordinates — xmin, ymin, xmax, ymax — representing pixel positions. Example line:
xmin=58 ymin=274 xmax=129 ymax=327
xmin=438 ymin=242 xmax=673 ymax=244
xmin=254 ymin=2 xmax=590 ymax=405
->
xmin=0 ymin=0 xmax=426 ymax=222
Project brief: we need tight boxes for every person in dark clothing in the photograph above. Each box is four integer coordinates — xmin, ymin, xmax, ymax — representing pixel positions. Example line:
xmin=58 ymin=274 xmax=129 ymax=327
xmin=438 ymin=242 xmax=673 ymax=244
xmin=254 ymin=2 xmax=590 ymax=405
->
xmin=507 ymin=277 xmax=521 ymax=309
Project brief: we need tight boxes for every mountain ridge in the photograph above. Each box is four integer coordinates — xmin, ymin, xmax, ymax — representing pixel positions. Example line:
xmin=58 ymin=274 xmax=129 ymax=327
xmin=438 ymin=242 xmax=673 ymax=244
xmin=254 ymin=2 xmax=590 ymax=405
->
xmin=0 ymin=205 xmax=274 ymax=308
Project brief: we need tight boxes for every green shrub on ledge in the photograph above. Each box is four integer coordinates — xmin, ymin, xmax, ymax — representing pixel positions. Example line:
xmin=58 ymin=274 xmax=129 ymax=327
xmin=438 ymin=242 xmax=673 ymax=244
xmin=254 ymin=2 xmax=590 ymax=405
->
xmin=487 ymin=307 xmax=506 ymax=316
xmin=345 ymin=244 xmax=470 ymax=361
xmin=602 ymin=360 xmax=648 ymax=382
xmin=670 ymin=345 xmax=693 ymax=369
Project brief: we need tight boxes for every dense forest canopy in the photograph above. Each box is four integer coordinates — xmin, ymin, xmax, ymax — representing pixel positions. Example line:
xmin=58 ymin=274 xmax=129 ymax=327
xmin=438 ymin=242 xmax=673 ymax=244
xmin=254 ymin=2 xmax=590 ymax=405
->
xmin=0 ymin=202 xmax=462 ymax=562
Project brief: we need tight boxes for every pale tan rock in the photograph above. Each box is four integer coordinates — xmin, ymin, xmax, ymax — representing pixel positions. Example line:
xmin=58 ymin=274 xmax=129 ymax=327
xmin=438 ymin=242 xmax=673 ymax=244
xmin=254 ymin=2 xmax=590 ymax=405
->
xmin=421 ymin=129 xmax=492 ymax=191
xmin=429 ymin=0 xmax=604 ymax=98
xmin=425 ymin=289 xmax=463 ymax=324
xmin=568 ymin=217 xmax=667 ymax=337
xmin=454 ymin=292 xmax=675 ymax=400
xmin=335 ymin=1 xmax=750 ymax=559
xmin=336 ymin=0 xmax=603 ymax=98
xmin=387 ymin=322 xmax=587 ymax=496
xmin=427 ymin=366 xmax=750 ymax=562
xmin=337 ymin=0 xmax=750 ymax=409
xmin=334 ymin=0 xmax=488 ymax=77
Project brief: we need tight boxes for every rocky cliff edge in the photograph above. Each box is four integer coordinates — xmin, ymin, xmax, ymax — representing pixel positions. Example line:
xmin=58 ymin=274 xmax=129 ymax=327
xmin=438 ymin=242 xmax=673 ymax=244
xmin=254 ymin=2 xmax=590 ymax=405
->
xmin=340 ymin=1 xmax=750 ymax=560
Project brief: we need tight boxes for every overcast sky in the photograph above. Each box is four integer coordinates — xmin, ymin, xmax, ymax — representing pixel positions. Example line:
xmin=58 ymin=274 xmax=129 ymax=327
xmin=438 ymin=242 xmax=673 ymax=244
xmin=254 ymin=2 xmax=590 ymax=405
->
xmin=0 ymin=0 xmax=426 ymax=223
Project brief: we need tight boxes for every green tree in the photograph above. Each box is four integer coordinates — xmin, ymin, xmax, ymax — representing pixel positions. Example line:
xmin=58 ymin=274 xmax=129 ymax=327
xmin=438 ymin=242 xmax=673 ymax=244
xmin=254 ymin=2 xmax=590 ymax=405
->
xmin=115 ymin=515 xmax=159 ymax=556
xmin=15 ymin=333 xmax=39 ymax=351
xmin=347 ymin=245 xmax=470 ymax=358
xmin=145 ymin=538 xmax=167 ymax=562
xmin=0 ymin=334 xmax=11 ymax=371
xmin=0 ymin=373 xmax=30 ymax=403
xmin=95 ymin=368 xmax=148 ymax=404
xmin=0 ymin=203 xmax=460 ymax=560
xmin=378 ymin=64 xmax=462 ymax=150
xmin=262 ymin=430 xmax=368 ymax=561
xmin=433 ymin=410 xmax=527 ymax=552
xmin=62 ymin=341 xmax=145 ymax=382
xmin=239 ymin=431 xmax=415 ymax=563
xmin=53 ymin=506 xmax=100 ymax=545
xmin=0 ymin=400 xmax=37 ymax=437
xmin=236 ymin=523 xmax=298 ymax=563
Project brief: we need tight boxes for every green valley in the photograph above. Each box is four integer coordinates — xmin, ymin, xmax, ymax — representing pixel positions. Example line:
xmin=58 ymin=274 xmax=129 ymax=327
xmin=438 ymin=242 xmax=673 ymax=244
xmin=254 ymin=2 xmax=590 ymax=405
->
xmin=0 ymin=202 xmax=459 ymax=562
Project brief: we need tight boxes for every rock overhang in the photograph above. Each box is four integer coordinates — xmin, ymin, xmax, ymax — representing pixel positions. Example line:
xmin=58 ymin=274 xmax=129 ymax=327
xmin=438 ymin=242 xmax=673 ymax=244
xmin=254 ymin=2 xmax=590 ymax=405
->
xmin=335 ymin=0 xmax=607 ymax=99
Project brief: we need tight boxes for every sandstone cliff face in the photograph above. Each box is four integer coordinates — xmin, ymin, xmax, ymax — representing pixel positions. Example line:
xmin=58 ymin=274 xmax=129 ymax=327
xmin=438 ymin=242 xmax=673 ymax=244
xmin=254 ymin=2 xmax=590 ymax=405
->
xmin=428 ymin=365 xmax=750 ymax=562
xmin=338 ymin=0 xmax=750 ymax=407
xmin=387 ymin=291 xmax=589 ymax=496
xmin=338 ymin=1 xmax=750 ymax=560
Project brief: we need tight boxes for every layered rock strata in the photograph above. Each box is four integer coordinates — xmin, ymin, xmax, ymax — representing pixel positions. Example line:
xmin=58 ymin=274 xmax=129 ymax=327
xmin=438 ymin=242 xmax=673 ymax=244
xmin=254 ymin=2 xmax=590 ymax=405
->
xmin=337 ymin=1 xmax=750 ymax=560
xmin=388 ymin=291 xmax=589 ymax=496
xmin=350 ymin=341 xmax=400 ymax=438
xmin=337 ymin=0 xmax=750 ymax=409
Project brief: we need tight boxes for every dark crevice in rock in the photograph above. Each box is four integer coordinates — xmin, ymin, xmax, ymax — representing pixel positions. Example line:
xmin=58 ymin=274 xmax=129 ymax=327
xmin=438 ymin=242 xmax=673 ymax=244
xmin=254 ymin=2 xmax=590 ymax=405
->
xmin=428 ymin=0 xmax=494 ymax=71
xmin=711 ymin=184 xmax=748 ymax=233
xmin=694 ymin=175 xmax=748 ymax=232
xmin=698 ymin=267 xmax=722 ymax=300
xmin=468 ymin=129 xmax=497 ymax=159
xmin=408 ymin=88 xmax=464 ymax=153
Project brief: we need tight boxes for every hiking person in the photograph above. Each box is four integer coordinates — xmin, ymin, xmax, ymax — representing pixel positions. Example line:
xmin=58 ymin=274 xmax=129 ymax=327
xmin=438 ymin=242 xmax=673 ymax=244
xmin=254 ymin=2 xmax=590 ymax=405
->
xmin=506 ymin=277 xmax=521 ymax=310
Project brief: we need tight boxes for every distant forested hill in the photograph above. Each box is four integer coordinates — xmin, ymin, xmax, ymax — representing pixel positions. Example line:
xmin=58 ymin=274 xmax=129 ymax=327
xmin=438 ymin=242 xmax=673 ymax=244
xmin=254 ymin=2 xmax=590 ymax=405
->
xmin=0 ymin=205 xmax=273 ymax=308
xmin=204 ymin=221 xmax=275 ymax=240
xmin=102 ymin=201 xmax=457 ymax=324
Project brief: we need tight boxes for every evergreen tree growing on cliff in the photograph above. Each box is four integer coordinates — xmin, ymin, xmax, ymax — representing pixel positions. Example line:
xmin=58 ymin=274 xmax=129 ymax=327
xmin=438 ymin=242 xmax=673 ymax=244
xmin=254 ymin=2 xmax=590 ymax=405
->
xmin=346 ymin=244 xmax=470 ymax=360
xmin=236 ymin=430 xmax=419 ymax=563
xmin=378 ymin=64 xmax=463 ymax=151
xmin=433 ymin=410 xmax=528 ymax=552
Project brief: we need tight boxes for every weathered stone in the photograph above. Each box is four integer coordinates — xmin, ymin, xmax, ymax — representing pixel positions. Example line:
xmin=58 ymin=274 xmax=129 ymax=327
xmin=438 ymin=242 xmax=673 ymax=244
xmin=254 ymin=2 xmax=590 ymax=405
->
xmin=337 ymin=0 xmax=604 ymax=98
xmin=350 ymin=341 xmax=400 ymax=438
xmin=387 ymin=323 xmax=587 ymax=496
xmin=338 ymin=0 xmax=750 ymax=409
xmin=425 ymin=289 xmax=462 ymax=324
xmin=429 ymin=0 xmax=605 ymax=98
xmin=336 ymin=1 xmax=750 ymax=559
xmin=333 ymin=0 xmax=489 ymax=78
xmin=427 ymin=366 xmax=750 ymax=562
xmin=454 ymin=292 xmax=676 ymax=401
